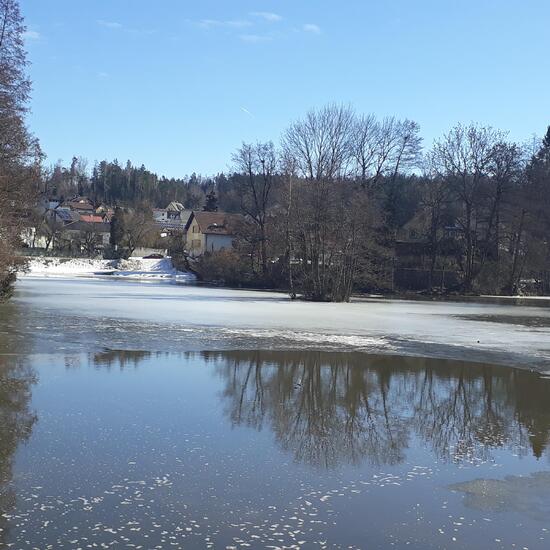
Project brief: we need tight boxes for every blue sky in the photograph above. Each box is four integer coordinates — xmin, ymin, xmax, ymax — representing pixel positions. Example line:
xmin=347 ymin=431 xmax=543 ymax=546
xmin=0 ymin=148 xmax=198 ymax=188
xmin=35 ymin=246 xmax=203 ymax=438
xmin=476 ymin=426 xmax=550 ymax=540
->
xmin=21 ymin=0 xmax=550 ymax=178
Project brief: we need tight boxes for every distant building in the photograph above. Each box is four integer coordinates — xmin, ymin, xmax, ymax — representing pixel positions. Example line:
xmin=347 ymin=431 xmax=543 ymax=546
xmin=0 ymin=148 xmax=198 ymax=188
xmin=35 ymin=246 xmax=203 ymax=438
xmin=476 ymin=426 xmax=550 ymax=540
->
xmin=61 ymin=196 xmax=95 ymax=214
xmin=79 ymin=214 xmax=104 ymax=224
xmin=166 ymin=201 xmax=185 ymax=219
xmin=184 ymin=211 xmax=243 ymax=257
xmin=154 ymin=203 xmax=191 ymax=229
xmin=153 ymin=208 xmax=168 ymax=222
xmin=393 ymin=213 xmax=461 ymax=291
xmin=53 ymin=208 xmax=81 ymax=224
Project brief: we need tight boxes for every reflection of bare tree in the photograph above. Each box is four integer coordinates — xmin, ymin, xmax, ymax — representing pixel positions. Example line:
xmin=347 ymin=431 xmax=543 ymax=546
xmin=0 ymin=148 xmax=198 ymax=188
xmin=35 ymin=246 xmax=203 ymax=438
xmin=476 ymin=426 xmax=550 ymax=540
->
xmin=513 ymin=370 xmax=550 ymax=458
xmin=90 ymin=349 xmax=152 ymax=370
xmin=207 ymin=351 xmax=550 ymax=469
xmin=210 ymin=351 xmax=411 ymax=468
xmin=0 ymin=357 xmax=37 ymax=546
xmin=413 ymin=365 xmax=515 ymax=463
xmin=0 ymin=301 xmax=37 ymax=545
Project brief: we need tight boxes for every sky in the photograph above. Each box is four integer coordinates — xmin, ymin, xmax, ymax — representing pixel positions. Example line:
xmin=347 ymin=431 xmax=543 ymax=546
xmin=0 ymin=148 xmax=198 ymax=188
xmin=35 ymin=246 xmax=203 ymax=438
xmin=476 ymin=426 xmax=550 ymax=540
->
xmin=21 ymin=0 xmax=550 ymax=178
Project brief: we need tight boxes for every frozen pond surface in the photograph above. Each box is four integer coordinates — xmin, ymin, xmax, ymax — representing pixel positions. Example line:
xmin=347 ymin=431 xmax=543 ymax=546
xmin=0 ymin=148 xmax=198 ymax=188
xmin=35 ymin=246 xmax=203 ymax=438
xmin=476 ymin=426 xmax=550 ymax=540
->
xmin=8 ymin=278 xmax=550 ymax=369
xmin=1 ymin=278 xmax=550 ymax=548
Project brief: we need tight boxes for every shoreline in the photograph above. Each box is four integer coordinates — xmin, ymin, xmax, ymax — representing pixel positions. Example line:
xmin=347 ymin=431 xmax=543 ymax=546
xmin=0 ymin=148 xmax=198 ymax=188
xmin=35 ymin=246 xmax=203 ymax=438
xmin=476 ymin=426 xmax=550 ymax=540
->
xmin=19 ymin=271 xmax=550 ymax=307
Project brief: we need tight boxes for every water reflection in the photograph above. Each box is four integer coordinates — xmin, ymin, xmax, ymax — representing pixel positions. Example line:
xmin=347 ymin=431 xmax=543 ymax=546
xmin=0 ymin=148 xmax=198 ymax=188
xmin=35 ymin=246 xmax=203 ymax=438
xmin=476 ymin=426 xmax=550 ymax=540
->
xmin=206 ymin=350 xmax=550 ymax=468
xmin=0 ymin=303 xmax=37 ymax=545
xmin=0 ymin=358 xmax=37 ymax=545
xmin=1 ymin=347 xmax=549 ymax=548
xmin=91 ymin=349 xmax=152 ymax=369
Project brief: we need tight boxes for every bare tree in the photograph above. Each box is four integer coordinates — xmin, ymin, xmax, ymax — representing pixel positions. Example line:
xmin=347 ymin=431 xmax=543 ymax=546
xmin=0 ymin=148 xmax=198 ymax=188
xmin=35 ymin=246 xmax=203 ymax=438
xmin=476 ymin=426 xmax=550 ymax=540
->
xmin=431 ymin=124 xmax=505 ymax=290
xmin=122 ymin=207 xmax=155 ymax=257
xmin=232 ymin=141 xmax=278 ymax=277
xmin=280 ymin=105 xmax=423 ymax=300
xmin=282 ymin=104 xmax=358 ymax=301
xmin=351 ymin=116 xmax=422 ymax=188
xmin=418 ymin=159 xmax=452 ymax=291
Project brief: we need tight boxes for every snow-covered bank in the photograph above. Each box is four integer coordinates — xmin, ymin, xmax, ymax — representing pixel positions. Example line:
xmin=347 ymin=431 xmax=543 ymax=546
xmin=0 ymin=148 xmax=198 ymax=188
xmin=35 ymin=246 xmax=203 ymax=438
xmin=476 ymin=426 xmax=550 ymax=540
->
xmin=22 ymin=257 xmax=195 ymax=282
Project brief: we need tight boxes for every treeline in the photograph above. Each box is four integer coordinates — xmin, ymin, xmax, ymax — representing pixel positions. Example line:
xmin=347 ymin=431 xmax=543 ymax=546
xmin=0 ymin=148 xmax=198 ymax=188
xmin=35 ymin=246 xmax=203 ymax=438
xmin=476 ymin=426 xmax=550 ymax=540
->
xmin=43 ymin=105 xmax=550 ymax=301
xmin=45 ymin=156 xmax=252 ymax=212
xmin=45 ymin=157 xmax=211 ymax=209
xmin=213 ymin=106 xmax=550 ymax=301
xmin=43 ymin=156 xmax=270 ymax=213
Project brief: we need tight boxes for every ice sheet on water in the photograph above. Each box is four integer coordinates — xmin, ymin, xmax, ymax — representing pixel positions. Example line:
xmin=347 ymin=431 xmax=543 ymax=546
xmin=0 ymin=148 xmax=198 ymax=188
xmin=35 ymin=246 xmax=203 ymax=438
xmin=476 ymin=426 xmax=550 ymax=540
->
xmin=11 ymin=278 xmax=550 ymax=368
xmin=449 ymin=472 xmax=550 ymax=521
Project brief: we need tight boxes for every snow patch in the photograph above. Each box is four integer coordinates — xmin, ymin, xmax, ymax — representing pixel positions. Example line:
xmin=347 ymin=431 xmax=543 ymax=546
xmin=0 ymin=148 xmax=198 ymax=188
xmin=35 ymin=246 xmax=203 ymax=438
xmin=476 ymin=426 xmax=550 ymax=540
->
xmin=22 ymin=257 xmax=195 ymax=282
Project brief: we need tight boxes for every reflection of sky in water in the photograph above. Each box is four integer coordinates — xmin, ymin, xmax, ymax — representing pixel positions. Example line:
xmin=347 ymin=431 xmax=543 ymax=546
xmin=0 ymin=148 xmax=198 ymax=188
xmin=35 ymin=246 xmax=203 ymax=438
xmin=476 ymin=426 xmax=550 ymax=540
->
xmin=0 ymin=350 xmax=549 ymax=549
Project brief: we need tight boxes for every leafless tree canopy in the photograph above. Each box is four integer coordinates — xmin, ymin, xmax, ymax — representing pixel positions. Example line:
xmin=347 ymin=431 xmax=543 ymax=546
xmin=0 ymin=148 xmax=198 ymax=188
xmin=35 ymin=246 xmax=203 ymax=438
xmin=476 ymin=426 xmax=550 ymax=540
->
xmin=277 ymin=105 xmax=419 ymax=301
xmin=232 ymin=141 xmax=278 ymax=276
xmin=352 ymin=115 xmax=422 ymax=187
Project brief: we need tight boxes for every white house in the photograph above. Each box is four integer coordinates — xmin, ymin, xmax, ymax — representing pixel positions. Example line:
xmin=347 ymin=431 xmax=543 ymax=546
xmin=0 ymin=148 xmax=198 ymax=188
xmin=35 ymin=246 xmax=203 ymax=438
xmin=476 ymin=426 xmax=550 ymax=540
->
xmin=184 ymin=211 xmax=243 ymax=257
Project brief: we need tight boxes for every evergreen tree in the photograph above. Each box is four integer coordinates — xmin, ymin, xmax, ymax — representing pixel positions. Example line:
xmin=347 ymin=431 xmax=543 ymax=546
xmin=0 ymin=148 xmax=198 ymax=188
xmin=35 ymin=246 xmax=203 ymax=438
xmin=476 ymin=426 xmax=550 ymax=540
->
xmin=203 ymin=190 xmax=218 ymax=212
xmin=109 ymin=207 xmax=125 ymax=247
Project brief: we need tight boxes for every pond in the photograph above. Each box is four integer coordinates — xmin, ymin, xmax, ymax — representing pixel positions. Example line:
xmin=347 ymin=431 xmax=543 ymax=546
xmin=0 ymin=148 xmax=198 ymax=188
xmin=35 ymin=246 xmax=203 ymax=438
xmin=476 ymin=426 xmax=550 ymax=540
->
xmin=0 ymin=279 xmax=549 ymax=549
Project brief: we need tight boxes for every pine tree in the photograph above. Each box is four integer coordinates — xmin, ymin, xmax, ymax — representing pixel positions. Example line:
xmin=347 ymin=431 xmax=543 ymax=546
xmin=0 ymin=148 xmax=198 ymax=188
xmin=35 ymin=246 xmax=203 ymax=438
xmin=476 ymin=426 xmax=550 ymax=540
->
xmin=109 ymin=207 xmax=125 ymax=248
xmin=203 ymin=190 xmax=218 ymax=212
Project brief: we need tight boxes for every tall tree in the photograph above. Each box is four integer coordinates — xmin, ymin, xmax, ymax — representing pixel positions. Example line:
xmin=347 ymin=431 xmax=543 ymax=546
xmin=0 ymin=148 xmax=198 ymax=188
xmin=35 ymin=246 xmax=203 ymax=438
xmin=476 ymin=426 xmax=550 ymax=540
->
xmin=282 ymin=104 xmax=360 ymax=301
xmin=0 ymin=0 xmax=41 ymax=298
xmin=109 ymin=206 xmax=125 ymax=249
xmin=431 ymin=124 xmax=504 ymax=290
xmin=232 ymin=141 xmax=278 ymax=277
xmin=203 ymin=189 xmax=218 ymax=212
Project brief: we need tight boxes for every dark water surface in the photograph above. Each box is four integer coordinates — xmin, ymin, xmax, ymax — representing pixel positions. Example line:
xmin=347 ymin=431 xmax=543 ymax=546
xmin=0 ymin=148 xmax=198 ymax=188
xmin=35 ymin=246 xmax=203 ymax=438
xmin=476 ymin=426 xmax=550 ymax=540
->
xmin=1 ymin=279 xmax=550 ymax=548
xmin=1 ymin=349 xmax=550 ymax=549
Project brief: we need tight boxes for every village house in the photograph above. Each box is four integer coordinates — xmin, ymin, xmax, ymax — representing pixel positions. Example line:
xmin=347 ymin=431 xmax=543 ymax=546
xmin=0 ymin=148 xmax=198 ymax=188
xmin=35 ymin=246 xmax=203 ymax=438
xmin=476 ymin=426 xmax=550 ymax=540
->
xmin=62 ymin=219 xmax=111 ymax=253
xmin=165 ymin=201 xmax=191 ymax=225
xmin=22 ymin=197 xmax=111 ymax=254
xmin=184 ymin=211 xmax=242 ymax=257
xmin=153 ymin=203 xmax=192 ymax=238
xmin=60 ymin=196 xmax=96 ymax=214
xmin=153 ymin=208 xmax=168 ymax=222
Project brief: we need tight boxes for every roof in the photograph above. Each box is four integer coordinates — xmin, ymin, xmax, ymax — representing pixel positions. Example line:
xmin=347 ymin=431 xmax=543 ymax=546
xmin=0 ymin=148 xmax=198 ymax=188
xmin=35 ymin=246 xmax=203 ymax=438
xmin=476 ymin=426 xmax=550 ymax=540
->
xmin=54 ymin=209 xmax=80 ymax=223
xmin=65 ymin=201 xmax=95 ymax=211
xmin=65 ymin=221 xmax=111 ymax=233
xmin=79 ymin=214 xmax=105 ymax=223
xmin=186 ymin=211 xmax=243 ymax=236
xmin=166 ymin=201 xmax=185 ymax=212
xmin=177 ymin=210 xmax=191 ymax=224
xmin=154 ymin=221 xmax=186 ymax=230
